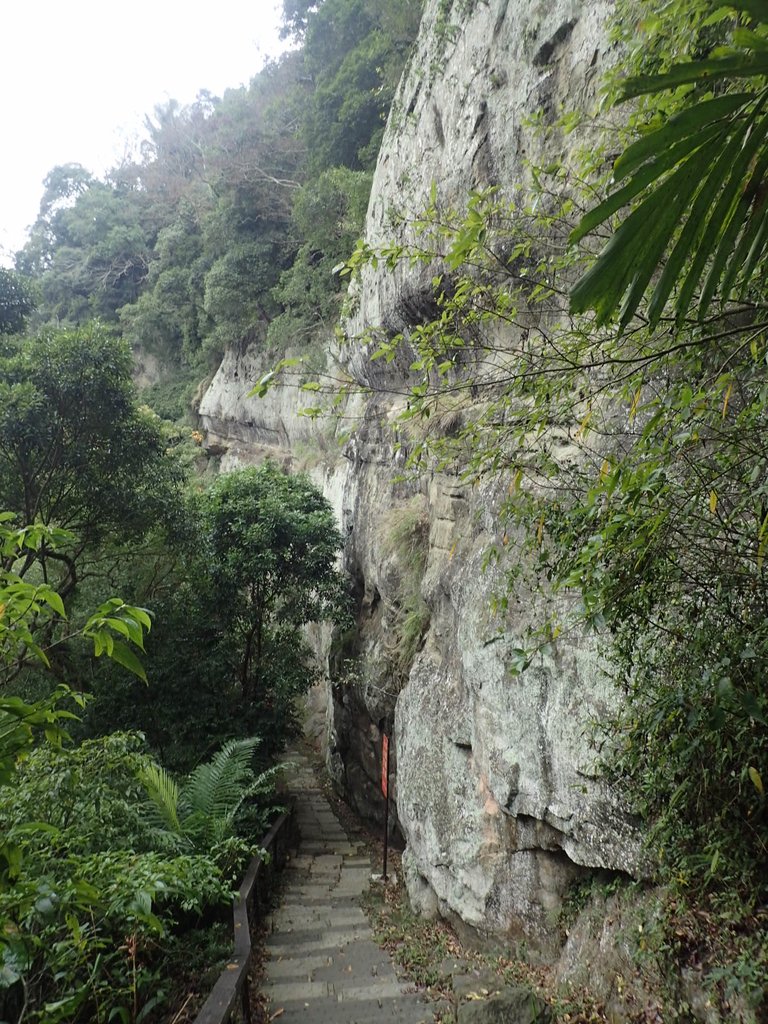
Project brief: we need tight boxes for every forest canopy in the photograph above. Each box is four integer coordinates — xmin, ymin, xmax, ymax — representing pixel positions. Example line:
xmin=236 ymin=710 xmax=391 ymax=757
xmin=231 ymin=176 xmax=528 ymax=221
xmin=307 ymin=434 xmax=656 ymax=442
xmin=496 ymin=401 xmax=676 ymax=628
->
xmin=0 ymin=2 xmax=398 ymax=1019
xmin=13 ymin=0 xmax=422 ymax=375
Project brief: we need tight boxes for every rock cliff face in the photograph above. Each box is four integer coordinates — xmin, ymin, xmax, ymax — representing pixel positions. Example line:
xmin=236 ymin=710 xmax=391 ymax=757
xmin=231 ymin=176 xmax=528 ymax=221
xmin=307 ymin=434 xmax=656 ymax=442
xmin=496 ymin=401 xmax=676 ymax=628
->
xmin=199 ymin=0 xmax=641 ymax=954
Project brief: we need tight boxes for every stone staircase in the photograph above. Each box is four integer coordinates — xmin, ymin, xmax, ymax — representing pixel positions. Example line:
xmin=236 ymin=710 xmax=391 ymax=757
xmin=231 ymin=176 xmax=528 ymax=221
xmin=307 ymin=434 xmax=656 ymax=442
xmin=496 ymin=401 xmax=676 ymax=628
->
xmin=260 ymin=752 xmax=431 ymax=1023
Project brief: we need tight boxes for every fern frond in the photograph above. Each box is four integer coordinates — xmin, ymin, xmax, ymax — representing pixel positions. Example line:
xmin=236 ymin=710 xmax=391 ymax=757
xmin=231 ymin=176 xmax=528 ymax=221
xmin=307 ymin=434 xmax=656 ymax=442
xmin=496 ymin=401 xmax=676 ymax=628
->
xmin=138 ymin=761 xmax=183 ymax=835
xmin=182 ymin=737 xmax=260 ymax=846
xmin=242 ymin=761 xmax=287 ymax=800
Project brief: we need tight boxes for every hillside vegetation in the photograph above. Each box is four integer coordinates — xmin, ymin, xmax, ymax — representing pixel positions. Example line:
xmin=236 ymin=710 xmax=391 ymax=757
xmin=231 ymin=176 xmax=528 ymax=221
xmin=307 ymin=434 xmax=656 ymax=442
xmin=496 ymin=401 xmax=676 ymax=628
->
xmin=0 ymin=3 xmax=416 ymax=1020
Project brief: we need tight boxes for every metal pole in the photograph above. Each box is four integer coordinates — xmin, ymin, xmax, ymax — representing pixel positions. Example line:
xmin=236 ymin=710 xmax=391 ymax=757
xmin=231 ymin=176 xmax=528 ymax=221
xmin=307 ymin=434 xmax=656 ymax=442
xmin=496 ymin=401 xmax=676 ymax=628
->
xmin=382 ymin=733 xmax=390 ymax=881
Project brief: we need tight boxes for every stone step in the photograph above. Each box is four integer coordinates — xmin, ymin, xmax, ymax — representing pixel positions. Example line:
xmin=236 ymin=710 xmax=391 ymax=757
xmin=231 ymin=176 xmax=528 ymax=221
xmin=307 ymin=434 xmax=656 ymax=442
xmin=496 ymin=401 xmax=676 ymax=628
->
xmin=256 ymin=750 xmax=429 ymax=1024
xmin=264 ymin=979 xmax=411 ymax=1003
xmin=266 ymin=931 xmax=369 ymax=957
xmin=270 ymin=908 xmax=368 ymax=930
xmin=264 ymin=997 xmax=431 ymax=1024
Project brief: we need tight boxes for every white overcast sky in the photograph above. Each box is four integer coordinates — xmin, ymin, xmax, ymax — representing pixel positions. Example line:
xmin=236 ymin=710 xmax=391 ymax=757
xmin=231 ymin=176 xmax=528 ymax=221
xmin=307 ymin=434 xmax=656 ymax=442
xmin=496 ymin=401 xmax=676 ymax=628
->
xmin=0 ymin=0 xmax=290 ymax=264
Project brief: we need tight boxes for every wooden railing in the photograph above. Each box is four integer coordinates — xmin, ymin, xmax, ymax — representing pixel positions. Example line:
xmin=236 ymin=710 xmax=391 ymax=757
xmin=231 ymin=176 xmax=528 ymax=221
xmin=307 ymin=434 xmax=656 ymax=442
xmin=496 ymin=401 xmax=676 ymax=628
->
xmin=192 ymin=803 xmax=296 ymax=1024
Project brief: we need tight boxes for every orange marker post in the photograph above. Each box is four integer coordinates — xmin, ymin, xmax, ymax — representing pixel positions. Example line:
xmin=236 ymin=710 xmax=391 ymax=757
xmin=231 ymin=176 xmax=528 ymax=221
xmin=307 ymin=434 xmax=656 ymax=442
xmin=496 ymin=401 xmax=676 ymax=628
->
xmin=381 ymin=732 xmax=390 ymax=880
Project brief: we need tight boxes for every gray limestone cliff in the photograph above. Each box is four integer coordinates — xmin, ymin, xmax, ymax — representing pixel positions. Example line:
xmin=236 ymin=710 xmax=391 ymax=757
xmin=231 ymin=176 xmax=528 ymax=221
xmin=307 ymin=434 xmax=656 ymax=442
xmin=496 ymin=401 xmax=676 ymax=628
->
xmin=198 ymin=0 xmax=642 ymax=958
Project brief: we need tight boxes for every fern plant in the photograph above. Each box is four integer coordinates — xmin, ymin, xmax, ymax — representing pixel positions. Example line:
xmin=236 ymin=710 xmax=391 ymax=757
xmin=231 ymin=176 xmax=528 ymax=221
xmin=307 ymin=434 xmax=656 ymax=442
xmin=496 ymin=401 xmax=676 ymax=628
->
xmin=138 ymin=760 xmax=184 ymax=846
xmin=138 ymin=738 xmax=281 ymax=861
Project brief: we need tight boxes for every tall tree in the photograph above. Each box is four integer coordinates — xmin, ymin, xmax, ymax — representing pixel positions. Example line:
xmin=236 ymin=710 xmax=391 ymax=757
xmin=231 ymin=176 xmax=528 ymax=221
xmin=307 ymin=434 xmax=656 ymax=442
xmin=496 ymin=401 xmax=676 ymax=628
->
xmin=202 ymin=463 xmax=347 ymax=704
xmin=0 ymin=324 xmax=180 ymax=597
xmin=18 ymin=167 xmax=153 ymax=325
xmin=0 ymin=270 xmax=35 ymax=335
xmin=298 ymin=0 xmax=422 ymax=173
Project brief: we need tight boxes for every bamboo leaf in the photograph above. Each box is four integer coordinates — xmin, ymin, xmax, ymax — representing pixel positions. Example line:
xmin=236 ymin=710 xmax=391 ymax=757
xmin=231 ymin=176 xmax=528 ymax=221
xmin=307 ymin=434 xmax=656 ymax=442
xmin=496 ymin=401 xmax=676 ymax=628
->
xmin=722 ymin=381 xmax=733 ymax=417
xmin=629 ymin=388 xmax=642 ymax=421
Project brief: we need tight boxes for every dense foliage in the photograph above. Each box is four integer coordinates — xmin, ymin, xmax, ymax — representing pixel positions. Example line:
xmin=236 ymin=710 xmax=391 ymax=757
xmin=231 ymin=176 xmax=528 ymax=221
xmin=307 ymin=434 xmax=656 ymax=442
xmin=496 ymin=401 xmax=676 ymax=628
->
xmin=0 ymin=6 xmax=384 ymax=1015
xmin=0 ymin=324 xmax=181 ymax=601
xmin=81 ymin=462 xmax=347 ymax=769
xmin=1 ymin=0 xmax=380 ymax=763
xmin=1 ymin=730 xmax=262 ymax=1024
xmin=203 ymin=463 xmax=347 ymax=701
xmin=16 ymin=0 xmax=768 ymax=1014
xmin=14 ymin=0 xmax=420 ymax=377
xmin=0 ymin=482 xmax=333 ymax=1020
xmin=0 ymin=270 xmax=35 ymax=335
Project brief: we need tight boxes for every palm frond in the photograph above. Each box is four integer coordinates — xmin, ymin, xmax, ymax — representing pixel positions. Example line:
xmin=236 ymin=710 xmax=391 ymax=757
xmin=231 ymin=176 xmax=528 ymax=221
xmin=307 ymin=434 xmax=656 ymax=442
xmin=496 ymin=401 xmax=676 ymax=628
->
xmin=570 ymin=19 xmax=768 ymax=329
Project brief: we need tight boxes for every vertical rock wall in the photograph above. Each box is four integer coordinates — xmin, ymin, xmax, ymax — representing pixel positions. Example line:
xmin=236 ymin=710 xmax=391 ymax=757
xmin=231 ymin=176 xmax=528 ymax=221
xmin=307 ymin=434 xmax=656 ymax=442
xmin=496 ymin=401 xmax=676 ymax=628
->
xmin=333 ymin=0 xmax=644 ymax=952
xmin=199 ymin=0 xmax=644 ymax=953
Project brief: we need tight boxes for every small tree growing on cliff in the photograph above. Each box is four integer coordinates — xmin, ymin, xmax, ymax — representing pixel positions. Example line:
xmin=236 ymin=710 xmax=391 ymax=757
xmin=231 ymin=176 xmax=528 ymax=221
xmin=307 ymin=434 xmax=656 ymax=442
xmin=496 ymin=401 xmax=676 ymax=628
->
xmin=202 ymin=462 xmax=348 ymax=713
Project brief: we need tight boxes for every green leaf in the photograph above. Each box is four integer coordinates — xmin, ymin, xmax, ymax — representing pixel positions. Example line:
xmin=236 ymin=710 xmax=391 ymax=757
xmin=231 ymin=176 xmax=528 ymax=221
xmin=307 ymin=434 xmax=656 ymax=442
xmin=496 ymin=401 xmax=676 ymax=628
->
xmin=570 ymin=122 xmax=725 ymax=245
xmin=130 ymin=607 xmax=152 ymax=631
xmin=613 ymin=93 xmax=750 ymax=182
xmin=648 ymin=119 xmax=752 ymax=324
xmin=737 ymin=194 xmax=768 ymax=293
xmin=37 ymin=588 xmax=66 ymax=617
xmin=620 ymin=144 xmax=719 ymax=329
xmin=738 ymin=690 xmax=767 ymax=723
xmin=250 ymin=371 xmax=275 ymax=398
xmin=698 ymin=103 xmax=768 ymax=316
xmin=719 ymin=151 xmax=768 ymax=299
xmin=671 ymin=101 xmax=765 ymax=319
xmin=107 ymin=640 xmax=148 ymax=683
xmin=138 ymin=763 xmax=183 ymax=835
xmin=10 ymin=821 xmax=61 ymax=837
xmin=103 ymin=617 xmax=131 ymax=641
xmin=572 ymin=155 xmax=707 ymax=325
xmin=619 ymin=53 xmax=768 ymax=101
xmin=118 ymin=615 xmax=145 ymax=650
xmin=727 ymin=0 xmax=768 ymax=22
xmin=732 ymin=27 xmax=768 ymax=51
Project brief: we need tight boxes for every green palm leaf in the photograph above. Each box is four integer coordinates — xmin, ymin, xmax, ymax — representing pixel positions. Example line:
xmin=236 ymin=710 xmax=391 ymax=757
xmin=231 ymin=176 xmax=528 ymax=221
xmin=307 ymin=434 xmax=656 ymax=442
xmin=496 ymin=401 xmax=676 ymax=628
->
xmin=620 ymin=53 xmax=768 ymax=100
xmin=569 ymin=7 xmax=768 ymax=329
